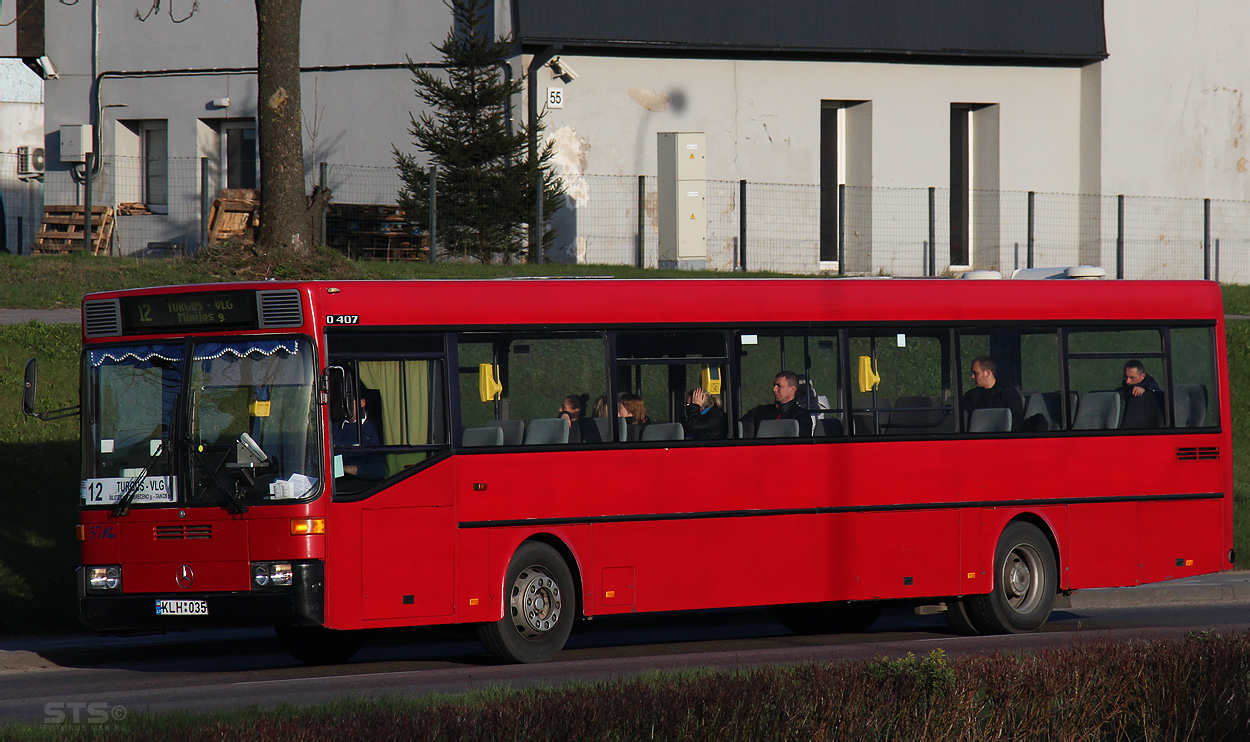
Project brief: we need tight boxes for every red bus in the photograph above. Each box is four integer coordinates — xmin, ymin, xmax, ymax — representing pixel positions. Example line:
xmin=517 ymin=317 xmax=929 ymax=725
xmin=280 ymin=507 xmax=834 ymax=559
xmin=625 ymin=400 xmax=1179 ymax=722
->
xmin=26 ymin=277 xmax=1232 ymax=664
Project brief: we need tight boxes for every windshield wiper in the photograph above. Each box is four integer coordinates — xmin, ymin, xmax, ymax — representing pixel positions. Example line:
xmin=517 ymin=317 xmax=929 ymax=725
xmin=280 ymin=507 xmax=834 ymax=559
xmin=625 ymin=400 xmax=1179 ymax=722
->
xmin=112 ymin=440 xmax=166 ymax=518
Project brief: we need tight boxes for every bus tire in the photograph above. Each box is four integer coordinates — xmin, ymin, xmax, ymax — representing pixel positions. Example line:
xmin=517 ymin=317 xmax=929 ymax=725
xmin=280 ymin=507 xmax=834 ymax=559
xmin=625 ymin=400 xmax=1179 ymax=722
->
xmin=943 ymin=597 xmax=983 ymax=635
xmin=770 ymin=601 xmax=882 ymax=635
xmin=276 ymin=625 xmax=363 ymax=665
xmin=476 ymin=541 xmax=576 ymax=663
xmin=967 ymin=522 xmax=1057 ymax=634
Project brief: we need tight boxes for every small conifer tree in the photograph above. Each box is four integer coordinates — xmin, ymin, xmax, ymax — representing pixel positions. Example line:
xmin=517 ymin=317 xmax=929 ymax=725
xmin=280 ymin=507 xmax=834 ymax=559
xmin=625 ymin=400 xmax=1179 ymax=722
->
xmin=394 ymin=0 xmax=563 ymax=263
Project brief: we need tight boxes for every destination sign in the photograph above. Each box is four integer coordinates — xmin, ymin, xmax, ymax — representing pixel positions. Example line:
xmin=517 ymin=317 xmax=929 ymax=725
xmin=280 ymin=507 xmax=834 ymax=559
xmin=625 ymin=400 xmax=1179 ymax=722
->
xmin=119 ymin=290 xmax=259 ymax=334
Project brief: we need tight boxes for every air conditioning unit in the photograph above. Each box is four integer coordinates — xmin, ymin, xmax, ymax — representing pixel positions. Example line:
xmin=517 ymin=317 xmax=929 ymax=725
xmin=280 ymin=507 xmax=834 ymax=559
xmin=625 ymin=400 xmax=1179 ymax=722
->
xmin=17 ymin=146 xmax=46 ymax=175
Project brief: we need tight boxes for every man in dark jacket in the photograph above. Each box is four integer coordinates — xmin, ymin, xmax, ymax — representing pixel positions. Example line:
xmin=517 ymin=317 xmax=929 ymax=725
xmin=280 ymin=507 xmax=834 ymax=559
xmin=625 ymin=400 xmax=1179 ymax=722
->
xmin=1120 ymin=359 xmax=1164 ymax=428
xmin=740 ymin=371 xmax=812 ymax=437
xmin=963 ymin=356 xmax=1025 ymax=431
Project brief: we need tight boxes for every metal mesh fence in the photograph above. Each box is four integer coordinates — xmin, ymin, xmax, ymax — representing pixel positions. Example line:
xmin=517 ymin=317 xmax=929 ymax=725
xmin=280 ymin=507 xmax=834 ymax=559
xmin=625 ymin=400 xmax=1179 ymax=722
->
xmin=6 ymin=153 xmax=1250 ymax=281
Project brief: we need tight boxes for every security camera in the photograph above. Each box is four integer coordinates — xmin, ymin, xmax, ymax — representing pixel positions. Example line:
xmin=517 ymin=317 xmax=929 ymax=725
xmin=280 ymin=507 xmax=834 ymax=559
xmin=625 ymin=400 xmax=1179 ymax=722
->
xmin=548 ymin=57 xmax=579 ymax=83
xmin=32 ymin=55 xmax=58 ymax=80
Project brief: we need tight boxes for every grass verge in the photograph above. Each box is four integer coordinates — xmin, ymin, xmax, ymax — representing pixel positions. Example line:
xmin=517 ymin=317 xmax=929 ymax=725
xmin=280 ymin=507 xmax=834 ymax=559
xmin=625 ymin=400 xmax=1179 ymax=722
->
xmin=0 ymin=251 xmax=791 ymax=309
xmin=4 ymin=632 xmax=1248 ymax=739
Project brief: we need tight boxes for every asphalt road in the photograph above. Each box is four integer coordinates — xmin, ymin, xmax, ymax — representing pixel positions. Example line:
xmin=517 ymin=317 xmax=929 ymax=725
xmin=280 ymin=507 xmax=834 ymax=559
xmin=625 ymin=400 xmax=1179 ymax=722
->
xmin=0 ymin=572 xmax=1247 ymax=725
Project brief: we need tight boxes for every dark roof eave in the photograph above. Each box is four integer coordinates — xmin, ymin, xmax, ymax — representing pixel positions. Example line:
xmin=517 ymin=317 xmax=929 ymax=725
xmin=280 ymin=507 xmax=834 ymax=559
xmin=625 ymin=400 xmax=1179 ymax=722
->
xmin=518 ymin=40 xmax=1107 ymax=66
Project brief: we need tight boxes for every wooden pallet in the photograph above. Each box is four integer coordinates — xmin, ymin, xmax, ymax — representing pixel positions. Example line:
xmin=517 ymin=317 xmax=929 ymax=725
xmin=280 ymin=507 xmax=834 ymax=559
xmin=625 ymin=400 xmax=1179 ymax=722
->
xmin=207 ymin=188 xmax=260 ymax=243
xmin=325 ymin=203 xmax=425 ymax=261
xmin=34 ymin=205 xmax=114 ymax=255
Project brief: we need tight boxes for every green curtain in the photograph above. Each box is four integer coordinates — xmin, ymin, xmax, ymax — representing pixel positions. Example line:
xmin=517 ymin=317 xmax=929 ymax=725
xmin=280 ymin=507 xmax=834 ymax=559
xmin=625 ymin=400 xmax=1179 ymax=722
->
xmin=358 ymin=360 xmax=431 ymax=477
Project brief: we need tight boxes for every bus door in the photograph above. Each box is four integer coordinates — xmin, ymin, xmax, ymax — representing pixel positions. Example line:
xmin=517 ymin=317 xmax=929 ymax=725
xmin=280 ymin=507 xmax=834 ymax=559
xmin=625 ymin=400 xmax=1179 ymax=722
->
xmin=326 ymin=332 xmax=453 ymax=621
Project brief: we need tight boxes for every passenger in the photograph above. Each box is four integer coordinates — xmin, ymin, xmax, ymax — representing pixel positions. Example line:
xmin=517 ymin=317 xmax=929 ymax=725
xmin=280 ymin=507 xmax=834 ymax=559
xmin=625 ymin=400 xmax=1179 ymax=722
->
xmin=962 ymin=356 xmax=1025 ymax=431
xmin=590 ymin=395 xmax=611 ymax=418
xmin=333 ymin=385 xmax=384 ymax=479
xmin=557 ymin=393 xmax=592 ymax=443
xmin=740 ymin=371 xmax=813 ymax=437
xmin=1120 ymin=359 xmax=1165 ymax=428
xmin=618 ymin=393 xmax=649 ymax=441
xmin=684 ymin=387 xmax=726 ymax=440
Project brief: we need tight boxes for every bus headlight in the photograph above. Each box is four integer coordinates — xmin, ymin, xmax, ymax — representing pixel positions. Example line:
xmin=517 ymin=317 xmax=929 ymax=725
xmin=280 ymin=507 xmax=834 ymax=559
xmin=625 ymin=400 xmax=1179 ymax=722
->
xmin=87 ymin=566 xmax=122 ymax=592
xmin=251 ymin=562 xmax=293 ymax=590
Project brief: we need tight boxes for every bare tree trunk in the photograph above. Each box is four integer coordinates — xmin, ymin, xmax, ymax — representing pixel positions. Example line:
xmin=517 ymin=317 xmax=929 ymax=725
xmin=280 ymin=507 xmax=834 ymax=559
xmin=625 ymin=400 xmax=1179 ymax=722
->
xmin=255 ymin=0 xmax=308 ymax=253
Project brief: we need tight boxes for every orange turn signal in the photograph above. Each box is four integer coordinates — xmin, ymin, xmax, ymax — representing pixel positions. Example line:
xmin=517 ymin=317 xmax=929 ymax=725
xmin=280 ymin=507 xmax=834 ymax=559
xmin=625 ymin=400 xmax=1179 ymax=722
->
xmin=76 ymin=524 xmax=86 ymax=542
xmin=291 ymin=518 xmax=325 ymax=535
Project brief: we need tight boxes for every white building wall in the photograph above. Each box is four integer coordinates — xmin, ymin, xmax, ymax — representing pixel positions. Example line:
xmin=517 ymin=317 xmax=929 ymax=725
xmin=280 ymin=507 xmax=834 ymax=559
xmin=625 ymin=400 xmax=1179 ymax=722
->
xmin=1102 ymin=0 xmax=1250 ymax=201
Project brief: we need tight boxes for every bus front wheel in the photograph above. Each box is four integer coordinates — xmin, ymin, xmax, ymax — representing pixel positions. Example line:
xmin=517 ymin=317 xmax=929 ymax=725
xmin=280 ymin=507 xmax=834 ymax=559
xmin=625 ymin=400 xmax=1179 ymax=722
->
xmin=967 ymin=521 xmax=1057 ymax=634
xmin=477 ymin=541 xmax=576 ymax=663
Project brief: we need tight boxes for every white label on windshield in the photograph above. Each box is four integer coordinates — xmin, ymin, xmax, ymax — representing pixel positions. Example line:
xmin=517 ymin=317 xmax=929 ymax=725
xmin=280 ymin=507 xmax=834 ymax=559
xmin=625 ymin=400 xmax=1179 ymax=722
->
xmin=81 ymin=476 xmax=176 ymax=505
xmin=100 ymin=439 xmax=114 ymax=453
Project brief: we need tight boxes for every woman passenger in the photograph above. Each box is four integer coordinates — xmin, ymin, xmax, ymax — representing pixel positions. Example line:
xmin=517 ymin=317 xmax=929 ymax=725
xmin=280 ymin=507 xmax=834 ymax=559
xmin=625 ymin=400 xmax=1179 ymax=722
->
xmin=617 ymin=393 xmax=648 ymax=441
xmin=684 ymin=387 xmax=726 ymax=440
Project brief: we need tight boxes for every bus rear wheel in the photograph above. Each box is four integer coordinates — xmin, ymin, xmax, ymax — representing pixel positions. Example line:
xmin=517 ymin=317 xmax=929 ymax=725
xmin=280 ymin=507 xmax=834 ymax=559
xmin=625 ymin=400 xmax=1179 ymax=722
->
xmin=276 ymin=625 xmax=363 ymax=665
xmin=967 ymin=522 xmax=1057 ymax=634
xmin=770 ymin=601 xmax=882 ymax=635
xmin=477 ymin=541 xmax=576 ymax=663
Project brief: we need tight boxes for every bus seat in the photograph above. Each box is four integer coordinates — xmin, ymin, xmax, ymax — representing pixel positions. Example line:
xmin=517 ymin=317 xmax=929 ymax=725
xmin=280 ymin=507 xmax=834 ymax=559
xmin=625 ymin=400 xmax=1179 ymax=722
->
xmin=641 ymin=422 xmax=684 ymax=441
xmin=885 ymin=396 xmax=945 ymax=434
xmin=814 ymin=417 xmax=845 ymax=437
xmin=1174 ymin=383 xmax=1208 ymax=427
xmin=1023 ymin=392 xmax=1062 ymax=431
xmin=523 ymin=418 xmax=570 ymax=445
xmin=592 ymin=417 xmax=611 ymax=442
xmin=485 ymin=419 xmax=524 ymax=445
xmin=462 ymin=426 xmax=504 ymax=447
xmin=756 ymin=419 xmax=800 ymax=438
xmin=1072 ymin=391 xmax=1122 ymax=430
xmin=968 ymin=407 xmax=1012 ymax=433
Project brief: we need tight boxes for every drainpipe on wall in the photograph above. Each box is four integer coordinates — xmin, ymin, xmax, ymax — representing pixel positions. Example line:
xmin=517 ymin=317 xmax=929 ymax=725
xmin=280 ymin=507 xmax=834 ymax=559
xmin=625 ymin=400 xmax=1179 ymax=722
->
xmin=526 ymin=45 xmax=559 ymax=264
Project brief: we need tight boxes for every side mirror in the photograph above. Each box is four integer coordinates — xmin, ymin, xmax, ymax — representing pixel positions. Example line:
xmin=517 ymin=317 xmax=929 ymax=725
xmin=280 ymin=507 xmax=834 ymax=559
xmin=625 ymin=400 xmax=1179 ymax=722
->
xmin=22 ymin=359 xmax=38 ymax=417
xmin=326 ymin=366 xmax=356 ymax=423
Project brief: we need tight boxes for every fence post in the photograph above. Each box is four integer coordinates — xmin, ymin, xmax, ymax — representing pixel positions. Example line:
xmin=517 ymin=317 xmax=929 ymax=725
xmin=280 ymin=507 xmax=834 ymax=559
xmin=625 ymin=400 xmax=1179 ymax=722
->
xmin=739 ymin=179 xmax=747 ymax=272
xmin=636 ymin=175 xmax=646 ymax=269
xmin=199 ymin=157 xmax=211 ymax=251
xmin=1203 ymin=197 xmax=1211 ymax=281
xmin=16 ymin=216 xmax=22 ymax=256
xmin=1215 ymin=238 xmax=1221 ymax=282
xmin=1116 ymin=195 xmax=1125 ymax=279
xmin=427 ymin=166 xmax=437 ymax=263
xmin=837 ymin=184 xmax=846 ymax=276
xmin=1026 ymin=191 xmax=1035 ymax=269
xmin=318 ymin=162 xmax=328 ymax=249
xmin=928 ymin=186 xmax=936 ymax=276
xmin=83 ymin=152 xmax=94 ymax=254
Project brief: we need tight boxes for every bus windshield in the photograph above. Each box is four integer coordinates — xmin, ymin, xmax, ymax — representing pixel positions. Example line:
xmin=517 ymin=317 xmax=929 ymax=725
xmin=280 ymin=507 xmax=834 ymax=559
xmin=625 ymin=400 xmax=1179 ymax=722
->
xmin=83 ymin=338 xmax=321 ymax=507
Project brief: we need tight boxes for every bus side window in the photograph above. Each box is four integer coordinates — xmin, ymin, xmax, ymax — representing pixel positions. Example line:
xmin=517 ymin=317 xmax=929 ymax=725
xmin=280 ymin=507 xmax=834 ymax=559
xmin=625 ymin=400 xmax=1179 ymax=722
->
xmin=327 ymin=332 xmax=449 ymax=497
xmin=850 ymin=329 xmax=952 ymax=436
xmin=1169 ymin=327 xmax=1217 ymax=428
xmin=457 ymin=333 xmax=608 ymax=446
xmin=1066 ymin=329 xmax=1165 ymax=431
xmin=737 ymin=331 xmax=844 ymax=439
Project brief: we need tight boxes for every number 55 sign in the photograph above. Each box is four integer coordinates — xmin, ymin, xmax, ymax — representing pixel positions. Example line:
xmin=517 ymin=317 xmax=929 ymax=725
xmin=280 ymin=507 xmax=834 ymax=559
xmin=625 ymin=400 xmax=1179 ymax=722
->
xmin=547 ymin=87 xmax=564 ymax=109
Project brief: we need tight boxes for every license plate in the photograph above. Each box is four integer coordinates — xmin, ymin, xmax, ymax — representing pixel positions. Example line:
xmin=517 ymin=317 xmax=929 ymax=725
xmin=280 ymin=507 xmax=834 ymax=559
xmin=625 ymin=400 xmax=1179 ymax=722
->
xmin=155 ymin=599 xmax=208 ymax=616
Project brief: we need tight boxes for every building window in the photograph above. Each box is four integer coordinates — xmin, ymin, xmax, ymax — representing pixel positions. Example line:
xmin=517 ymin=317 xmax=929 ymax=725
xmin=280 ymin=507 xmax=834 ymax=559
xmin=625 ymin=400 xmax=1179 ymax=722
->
xmin=820 ymin=100 xmax=871 ymax=270
xmin=221 ymin=122 xmax=257 ymax=190
xmin=950 ymin=103 xmax=1000 ymax=269
xmin=141 ymin=122 xmax=168 ymax=211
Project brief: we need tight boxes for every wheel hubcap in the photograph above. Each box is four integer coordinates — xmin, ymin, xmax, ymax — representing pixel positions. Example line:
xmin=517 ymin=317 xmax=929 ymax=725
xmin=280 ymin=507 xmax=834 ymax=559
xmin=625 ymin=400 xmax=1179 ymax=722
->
xmin=1003 ymin=543 xmax=1043 ymax=614
xmin=510 ymin=566 xmax=562 ymax=641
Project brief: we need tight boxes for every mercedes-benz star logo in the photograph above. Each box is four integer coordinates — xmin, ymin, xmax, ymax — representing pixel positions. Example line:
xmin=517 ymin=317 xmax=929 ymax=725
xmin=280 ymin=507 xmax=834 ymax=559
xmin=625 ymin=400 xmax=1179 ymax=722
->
xmin=175 ymin=565 xmax=194 ymax=589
